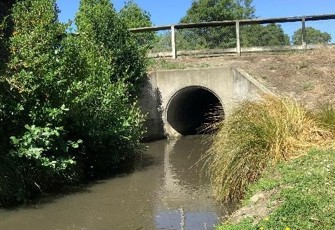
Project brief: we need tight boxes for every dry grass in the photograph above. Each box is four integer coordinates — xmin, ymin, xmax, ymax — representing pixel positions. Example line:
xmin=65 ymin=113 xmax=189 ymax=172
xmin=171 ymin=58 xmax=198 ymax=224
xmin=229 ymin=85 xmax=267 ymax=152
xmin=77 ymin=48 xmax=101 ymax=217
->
xmin=314 ymin=102 xmax=335 ymax=135
xmin=154 ymin=47 xmax=335 ymax=109
xmin=205 ymin=95 xmax=332 ymax=203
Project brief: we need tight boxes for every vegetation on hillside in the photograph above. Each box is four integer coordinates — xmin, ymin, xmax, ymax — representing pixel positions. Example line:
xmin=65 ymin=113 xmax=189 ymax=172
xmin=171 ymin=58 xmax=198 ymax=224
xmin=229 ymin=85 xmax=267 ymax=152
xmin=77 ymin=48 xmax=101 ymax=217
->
xmin=0 ymin=0 xmax=147 ymax=206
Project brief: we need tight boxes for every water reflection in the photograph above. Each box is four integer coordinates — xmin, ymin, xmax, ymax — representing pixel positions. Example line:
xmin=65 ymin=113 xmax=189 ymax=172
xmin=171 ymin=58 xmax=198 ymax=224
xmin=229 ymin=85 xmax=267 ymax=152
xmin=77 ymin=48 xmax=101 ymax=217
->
xmin=0 ymin=136 xmax=225 ymax=230
xmin=155 ymin=136 xmax=219 ymax=230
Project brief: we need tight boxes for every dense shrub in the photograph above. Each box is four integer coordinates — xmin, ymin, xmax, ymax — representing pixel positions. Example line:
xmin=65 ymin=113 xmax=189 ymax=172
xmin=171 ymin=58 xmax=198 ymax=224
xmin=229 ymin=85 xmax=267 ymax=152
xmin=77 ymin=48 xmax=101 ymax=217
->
xmin=0 ymin=0 xmax=80 ymax=204
xmin=0 ymin=0 xmax=146 ymax=205
xmin=5 ymin=0 xmax=76 ymax=169
xmin=72 ymin=0 xmax=146 ymax=174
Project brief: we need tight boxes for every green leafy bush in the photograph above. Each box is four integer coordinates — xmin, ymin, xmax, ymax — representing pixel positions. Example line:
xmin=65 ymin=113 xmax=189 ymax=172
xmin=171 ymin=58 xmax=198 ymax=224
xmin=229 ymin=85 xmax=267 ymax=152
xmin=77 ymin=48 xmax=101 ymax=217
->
xmin=72 ymin=0 xmax=145 ymax=174
xmin=10 ymin=124 xmax=79 ymax=169
xmin=0 ymin=0 xmax=81 ymax=205
xmin=0 ymin=0 xmax=147 ymax=205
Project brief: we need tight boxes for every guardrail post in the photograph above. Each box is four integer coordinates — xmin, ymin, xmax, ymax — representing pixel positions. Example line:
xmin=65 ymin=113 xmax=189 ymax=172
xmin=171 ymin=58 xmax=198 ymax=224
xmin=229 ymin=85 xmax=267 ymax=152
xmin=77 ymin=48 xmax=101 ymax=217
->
xmin=171 ymin=25 xmax=177 ymax=59
xmin=236 ymin=21 xmax=241 ymax=56
xmin=301 ymin=17 xmax=307 ymax=49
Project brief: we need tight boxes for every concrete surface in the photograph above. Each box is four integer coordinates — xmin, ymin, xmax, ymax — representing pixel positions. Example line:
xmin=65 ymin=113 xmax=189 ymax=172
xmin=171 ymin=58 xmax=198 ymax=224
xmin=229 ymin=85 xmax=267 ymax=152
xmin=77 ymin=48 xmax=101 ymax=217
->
xmin=139 ymin=67 xmax=271 ymax=139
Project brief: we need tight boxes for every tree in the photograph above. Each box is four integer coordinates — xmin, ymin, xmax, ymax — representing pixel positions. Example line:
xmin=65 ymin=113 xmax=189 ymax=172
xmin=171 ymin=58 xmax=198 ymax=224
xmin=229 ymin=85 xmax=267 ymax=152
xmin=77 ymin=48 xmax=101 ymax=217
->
xmin=6 ymin=0 xmax=75 ymax=165
xmin=292 ymin=27 xmax=331 ymax=45
xmin=74 ymin=0 xmax=145 ymax=173
xmin=0 ymin=0 xmax=16 ymax=74
xmin=1 ymin=0 xmax=79 ymax=204
xmin=181 ymin=0 xmax=255 ymax=23
xmin=241 ymin=24 xmax=290 ymax=47
xmin=180 ymin=0 xmax=255 ymax=48
xmin=76 ymin=0 xmax=147 ymax=96
xmin=152 ymin=30 xmax=206 ymax=52
xmin=119 ymin=0 xmax=152 ymax=29
xmin=118 ymin=0 xmax=155 ymax=51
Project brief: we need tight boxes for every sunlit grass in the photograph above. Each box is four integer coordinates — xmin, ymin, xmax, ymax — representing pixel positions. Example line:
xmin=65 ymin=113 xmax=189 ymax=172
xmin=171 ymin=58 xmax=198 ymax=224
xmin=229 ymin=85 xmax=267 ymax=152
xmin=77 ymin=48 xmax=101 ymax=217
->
xmin=217 ymin=148 xmax=335 ymax=229
xmin=314 ymin=103 xmax=335 ymax=134
xmin=205 ymin=95 xmax=332 ymax=203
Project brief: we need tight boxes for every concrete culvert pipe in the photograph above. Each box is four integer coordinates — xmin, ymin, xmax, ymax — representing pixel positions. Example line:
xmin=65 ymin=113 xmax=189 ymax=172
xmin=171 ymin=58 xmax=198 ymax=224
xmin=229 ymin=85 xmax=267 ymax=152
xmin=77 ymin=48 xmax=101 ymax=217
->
xmin=167 ymin=86 xmax=223 ymax=135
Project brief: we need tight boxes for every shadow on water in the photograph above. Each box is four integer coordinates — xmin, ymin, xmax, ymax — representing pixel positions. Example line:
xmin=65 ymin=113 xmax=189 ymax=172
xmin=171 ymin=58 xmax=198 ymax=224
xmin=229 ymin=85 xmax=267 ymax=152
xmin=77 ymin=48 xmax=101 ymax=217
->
xmin=0 ymin=136 xmax=235 ymax=230
xmin=1 ymin=149 xmax=157 ymax=211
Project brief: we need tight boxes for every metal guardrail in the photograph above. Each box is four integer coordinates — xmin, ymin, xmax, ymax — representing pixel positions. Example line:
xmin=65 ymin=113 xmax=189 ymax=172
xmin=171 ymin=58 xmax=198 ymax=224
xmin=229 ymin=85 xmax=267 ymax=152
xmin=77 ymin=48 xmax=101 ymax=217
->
xmin=130 ymin=14 xmax=335 ymax=59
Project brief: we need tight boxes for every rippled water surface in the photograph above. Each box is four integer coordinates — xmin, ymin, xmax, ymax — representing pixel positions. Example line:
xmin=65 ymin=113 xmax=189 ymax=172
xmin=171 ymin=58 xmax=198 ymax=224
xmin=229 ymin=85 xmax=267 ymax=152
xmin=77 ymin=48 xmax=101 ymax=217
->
xmin=0 ymin=136 xmax=227 ymax=230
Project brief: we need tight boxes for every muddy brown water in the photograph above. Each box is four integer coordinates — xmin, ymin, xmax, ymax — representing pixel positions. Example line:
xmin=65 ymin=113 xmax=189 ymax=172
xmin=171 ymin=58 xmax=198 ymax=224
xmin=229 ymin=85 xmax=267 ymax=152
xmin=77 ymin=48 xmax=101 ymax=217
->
xmin=0 ymin=136 xmax=229 ymax=230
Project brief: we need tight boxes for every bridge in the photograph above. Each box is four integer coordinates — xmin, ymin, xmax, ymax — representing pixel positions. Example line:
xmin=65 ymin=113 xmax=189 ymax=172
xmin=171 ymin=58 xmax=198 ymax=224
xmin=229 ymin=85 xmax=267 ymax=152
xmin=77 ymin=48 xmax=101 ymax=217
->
xmin=140 ymin=66 xmax=271 ymax=139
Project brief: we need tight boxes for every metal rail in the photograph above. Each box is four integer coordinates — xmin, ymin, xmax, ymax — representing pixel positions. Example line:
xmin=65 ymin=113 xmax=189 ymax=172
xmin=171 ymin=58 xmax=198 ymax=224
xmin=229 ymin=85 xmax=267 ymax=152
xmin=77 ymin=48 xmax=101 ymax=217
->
xmin=129 ymin=14 xmax=335 ymax=59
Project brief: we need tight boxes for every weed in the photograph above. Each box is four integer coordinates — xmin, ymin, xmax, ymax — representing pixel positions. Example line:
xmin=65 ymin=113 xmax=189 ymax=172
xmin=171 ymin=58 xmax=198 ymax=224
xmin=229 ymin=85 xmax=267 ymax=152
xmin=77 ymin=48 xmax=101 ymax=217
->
xmin=297 ymin=61 xmax=308 ymax=69
xmin=151 ymin=58 xmax=187 ymax=70
xmin=301 ymin=82 xmax=314 ymax=91
xmin=196 ymin=63 xmax=210 ymax=68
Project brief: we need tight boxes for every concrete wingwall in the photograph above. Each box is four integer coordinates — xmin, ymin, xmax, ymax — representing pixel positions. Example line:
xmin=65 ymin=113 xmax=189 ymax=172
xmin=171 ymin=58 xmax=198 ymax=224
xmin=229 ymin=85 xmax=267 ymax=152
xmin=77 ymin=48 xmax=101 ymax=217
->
xmin=139 ymin=67 xmax=272 ymax=140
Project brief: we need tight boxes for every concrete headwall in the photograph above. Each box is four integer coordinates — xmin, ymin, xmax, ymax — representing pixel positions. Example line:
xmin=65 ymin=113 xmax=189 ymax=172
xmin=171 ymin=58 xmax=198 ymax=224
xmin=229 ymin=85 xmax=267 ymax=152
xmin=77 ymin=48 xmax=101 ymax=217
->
xmin=139 ymin=67 xmax=271 ymax=140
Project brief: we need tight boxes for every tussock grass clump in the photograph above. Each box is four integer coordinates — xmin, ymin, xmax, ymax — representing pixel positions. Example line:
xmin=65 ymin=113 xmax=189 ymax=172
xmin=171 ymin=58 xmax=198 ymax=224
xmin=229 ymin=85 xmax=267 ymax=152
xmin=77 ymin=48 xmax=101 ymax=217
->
xmin=314 ymin=103 xmax=335 ymax=134
xmin=206 ymin=95 xmax=332 ymax=202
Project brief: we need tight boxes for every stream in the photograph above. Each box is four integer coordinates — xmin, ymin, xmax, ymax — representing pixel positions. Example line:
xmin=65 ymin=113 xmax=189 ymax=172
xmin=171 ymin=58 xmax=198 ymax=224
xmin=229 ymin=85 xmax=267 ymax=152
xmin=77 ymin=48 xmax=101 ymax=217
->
xmin=0 ymin=136 xmax=229 ymax=230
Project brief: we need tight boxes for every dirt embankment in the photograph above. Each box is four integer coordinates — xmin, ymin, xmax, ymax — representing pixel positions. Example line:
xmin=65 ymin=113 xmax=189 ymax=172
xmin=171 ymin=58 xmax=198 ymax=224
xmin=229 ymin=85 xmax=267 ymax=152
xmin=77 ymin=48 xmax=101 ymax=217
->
xmin=153 ymin=47 xmax=335 ymax=108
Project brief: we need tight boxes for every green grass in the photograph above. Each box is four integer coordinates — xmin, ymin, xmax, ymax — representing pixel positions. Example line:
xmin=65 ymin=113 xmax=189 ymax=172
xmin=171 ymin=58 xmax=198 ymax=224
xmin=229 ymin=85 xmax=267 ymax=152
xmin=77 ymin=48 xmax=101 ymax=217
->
xmin=217 ymin=148 xmax=335 ymax=229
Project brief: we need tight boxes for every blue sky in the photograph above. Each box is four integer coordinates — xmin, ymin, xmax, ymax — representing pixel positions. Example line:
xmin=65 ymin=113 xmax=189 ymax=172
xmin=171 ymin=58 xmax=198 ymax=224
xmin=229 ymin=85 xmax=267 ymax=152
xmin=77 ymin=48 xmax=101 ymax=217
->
xmin=56 ymin=0 xmax=335 ymax=42
xmin=56 ymin=0 xmax=335 ymax=25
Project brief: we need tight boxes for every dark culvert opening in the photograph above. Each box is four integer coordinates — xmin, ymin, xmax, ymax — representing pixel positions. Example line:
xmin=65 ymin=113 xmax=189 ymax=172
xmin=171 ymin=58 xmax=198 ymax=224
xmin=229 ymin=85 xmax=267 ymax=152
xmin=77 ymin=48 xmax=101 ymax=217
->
xmin=167 ymin=87 xmax=223 ymax=135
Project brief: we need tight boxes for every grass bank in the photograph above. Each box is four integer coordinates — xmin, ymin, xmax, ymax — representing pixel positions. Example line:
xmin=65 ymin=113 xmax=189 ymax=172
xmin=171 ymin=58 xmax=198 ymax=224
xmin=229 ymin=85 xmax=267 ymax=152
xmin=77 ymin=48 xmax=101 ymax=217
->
xmin=204 ymin=95 xmax=335 ymax=228
xmin=217 ymin=148 xmax=335 ymax=229
xmin=205 ymin=95 xmax=332 ymax=203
